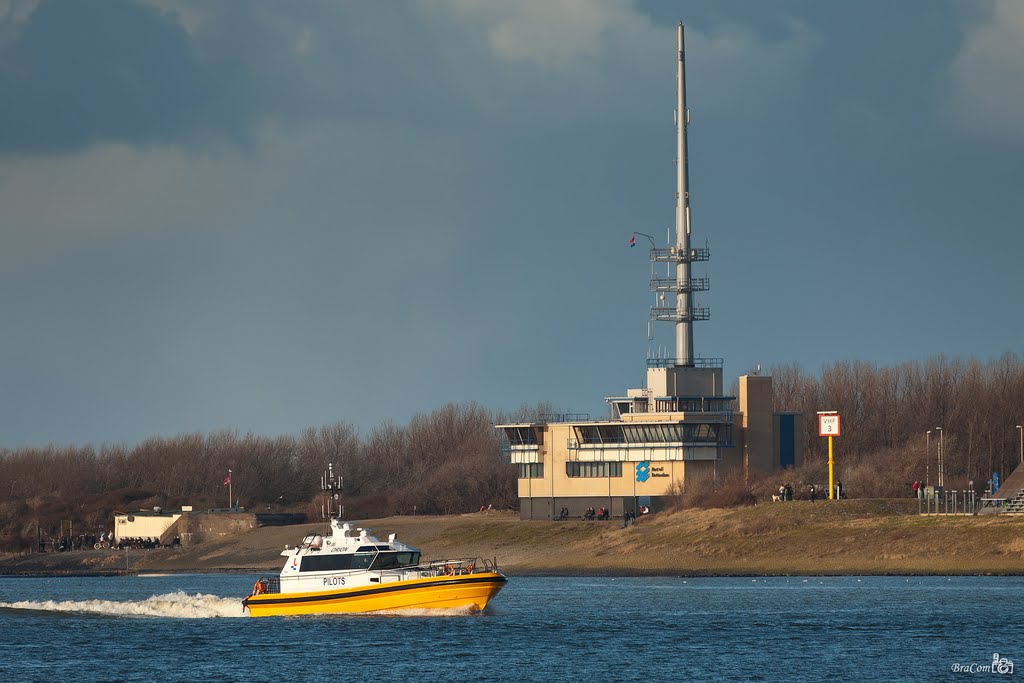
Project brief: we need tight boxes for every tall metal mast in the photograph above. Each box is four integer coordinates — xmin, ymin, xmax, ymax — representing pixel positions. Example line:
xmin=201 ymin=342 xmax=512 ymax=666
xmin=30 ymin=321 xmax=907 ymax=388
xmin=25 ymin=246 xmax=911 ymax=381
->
xmin=649 ymin=22 xmax=709 ymax=367
xmin=675 ymin=21 xmax=693 ymax=366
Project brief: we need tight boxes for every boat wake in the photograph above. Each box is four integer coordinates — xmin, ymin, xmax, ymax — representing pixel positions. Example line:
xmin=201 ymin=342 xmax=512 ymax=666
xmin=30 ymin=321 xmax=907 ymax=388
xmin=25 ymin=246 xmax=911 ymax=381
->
xmin=0 ymin=591 xmax=246 ymax=619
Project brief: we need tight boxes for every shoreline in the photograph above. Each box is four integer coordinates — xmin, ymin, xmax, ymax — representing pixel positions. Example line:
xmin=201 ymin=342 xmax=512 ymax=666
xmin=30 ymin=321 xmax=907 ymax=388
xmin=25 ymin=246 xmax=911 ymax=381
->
xmin=3 ymin=500 xmax=1023 ymax=578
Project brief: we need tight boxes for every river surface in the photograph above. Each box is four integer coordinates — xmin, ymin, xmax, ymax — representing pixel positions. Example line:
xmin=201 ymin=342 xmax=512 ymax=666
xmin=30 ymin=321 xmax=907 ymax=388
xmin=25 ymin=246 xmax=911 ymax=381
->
xmin=0 ymin=574 xmax=1021 ymax=681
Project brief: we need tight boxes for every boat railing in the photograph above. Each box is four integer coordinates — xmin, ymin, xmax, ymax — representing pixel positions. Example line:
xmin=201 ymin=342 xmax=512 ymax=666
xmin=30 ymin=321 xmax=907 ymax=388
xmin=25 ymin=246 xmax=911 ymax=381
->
xmin=414 ymin=557 xmax=500 ymax=577
xmin=251 ymin=575 xmax=281 ymax=595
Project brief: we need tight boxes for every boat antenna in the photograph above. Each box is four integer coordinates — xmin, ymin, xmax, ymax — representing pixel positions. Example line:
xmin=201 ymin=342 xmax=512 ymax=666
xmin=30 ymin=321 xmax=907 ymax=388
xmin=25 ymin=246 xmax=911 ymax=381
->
xmin=321 ymin=463 xmax=344 ymax=526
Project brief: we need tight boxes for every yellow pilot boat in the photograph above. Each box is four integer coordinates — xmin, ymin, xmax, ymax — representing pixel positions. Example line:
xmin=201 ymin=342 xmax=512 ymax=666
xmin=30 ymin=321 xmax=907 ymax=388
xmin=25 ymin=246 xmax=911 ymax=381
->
xmin=242 ymin=518 xmax=507 ymax=617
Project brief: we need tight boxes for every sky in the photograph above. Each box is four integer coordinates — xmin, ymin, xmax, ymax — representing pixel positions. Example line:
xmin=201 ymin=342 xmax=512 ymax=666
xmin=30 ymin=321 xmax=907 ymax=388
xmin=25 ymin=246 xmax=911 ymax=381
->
xmin=1 ymin=0 xmax=1023 ymax=448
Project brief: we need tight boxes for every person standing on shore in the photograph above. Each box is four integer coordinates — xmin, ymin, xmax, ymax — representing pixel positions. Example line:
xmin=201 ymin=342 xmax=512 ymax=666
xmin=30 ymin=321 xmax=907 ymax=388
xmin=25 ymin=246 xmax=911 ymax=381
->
xmin=809 ymin=485 xmax=816 ymax=502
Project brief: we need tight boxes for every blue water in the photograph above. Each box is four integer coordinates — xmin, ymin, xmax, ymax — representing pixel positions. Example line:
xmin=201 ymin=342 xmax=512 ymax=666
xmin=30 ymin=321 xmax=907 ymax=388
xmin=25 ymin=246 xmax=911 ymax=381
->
xmin=0 ymin=574 xmax=1021 ymax=681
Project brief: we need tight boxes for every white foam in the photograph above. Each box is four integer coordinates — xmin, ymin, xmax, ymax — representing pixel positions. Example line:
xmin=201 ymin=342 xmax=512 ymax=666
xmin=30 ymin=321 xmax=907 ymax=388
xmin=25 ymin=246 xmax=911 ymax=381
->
xmin=0 ymin=591 xmax=247 ymax=619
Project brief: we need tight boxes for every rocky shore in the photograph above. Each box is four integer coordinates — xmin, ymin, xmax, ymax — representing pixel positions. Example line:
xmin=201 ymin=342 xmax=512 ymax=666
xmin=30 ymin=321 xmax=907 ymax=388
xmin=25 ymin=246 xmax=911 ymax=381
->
xmin=3 ymin=500 xmax=1023 ymax=577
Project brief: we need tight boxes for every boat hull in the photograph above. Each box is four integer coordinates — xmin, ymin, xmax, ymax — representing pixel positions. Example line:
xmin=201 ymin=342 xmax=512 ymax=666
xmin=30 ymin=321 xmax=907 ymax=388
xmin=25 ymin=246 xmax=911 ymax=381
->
xmin=243 ymin=572 xmax=507 ymax=617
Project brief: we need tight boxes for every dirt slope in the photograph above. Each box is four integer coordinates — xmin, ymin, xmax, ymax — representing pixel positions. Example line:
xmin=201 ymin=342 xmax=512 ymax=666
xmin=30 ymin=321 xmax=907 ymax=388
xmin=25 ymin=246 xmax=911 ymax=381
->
xmin=3 ymin=501 xmax=1023 ymax=576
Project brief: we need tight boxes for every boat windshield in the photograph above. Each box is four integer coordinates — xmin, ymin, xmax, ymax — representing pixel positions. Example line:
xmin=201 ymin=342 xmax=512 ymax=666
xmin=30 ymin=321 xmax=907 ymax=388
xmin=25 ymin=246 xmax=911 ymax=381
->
xmin=369 ymin=551 xmax=421 ymax=570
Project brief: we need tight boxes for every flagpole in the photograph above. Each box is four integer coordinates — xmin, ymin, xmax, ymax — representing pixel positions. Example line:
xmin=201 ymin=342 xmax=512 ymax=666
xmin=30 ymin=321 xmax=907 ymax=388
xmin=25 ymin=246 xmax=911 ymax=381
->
xmin=228 ymin=469 xmax=232 ymax=510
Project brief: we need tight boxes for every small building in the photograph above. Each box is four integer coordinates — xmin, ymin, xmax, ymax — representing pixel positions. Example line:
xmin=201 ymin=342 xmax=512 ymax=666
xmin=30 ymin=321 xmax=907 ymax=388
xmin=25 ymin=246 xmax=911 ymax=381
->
xmin=113 ymin=508 xmax=184 ymax=544
xmin=112 ymin=507 xmax=308 ymax=546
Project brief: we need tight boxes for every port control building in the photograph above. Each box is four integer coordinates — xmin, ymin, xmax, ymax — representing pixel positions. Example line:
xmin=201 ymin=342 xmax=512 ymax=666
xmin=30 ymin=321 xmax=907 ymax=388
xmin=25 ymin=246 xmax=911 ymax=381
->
xmin=497 ymin=24 xmax=802 ymax=520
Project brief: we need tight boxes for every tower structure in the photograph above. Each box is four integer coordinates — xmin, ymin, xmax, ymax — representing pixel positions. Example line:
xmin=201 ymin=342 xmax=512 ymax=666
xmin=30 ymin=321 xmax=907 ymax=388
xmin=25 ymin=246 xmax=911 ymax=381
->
xmin=648 ymin=22 xmax=710 ymax=368
xmin=496 ymin=22 xmax=802 ymax=521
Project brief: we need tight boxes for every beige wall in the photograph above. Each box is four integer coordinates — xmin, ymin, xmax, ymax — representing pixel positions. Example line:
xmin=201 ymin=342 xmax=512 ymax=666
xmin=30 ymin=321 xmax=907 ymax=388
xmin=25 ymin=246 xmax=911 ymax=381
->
xmin=114 ymin=513 xmax=181 ymax=543
xmin=647 ymin=366 xmax=723 ymax=397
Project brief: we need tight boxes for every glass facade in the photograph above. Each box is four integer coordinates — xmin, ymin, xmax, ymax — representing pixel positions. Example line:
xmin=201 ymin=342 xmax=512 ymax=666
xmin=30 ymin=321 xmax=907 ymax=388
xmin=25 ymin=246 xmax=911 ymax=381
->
xmin=573 ymin=422 xmax=730 ymax=446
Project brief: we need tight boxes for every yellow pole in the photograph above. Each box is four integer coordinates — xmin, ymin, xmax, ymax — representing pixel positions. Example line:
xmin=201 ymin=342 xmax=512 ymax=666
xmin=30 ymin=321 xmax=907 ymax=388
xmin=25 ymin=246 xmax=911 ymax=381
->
xmin=828 ymin=435 xmax=834 ymax=500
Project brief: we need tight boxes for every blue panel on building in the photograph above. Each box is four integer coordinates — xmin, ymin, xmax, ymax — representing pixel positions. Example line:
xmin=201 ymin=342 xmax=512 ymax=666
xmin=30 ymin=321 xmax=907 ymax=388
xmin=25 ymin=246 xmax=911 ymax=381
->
xmin=779 ymin=414 xmax=795 ymax=468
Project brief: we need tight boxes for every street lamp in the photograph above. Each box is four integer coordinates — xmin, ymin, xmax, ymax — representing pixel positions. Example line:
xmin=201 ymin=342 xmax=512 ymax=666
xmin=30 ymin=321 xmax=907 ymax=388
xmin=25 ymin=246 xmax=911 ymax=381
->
xmin=935 ymin=427 xmax=943 ymax=487
xmin=1017 ymin=425 xmax=1023 ymax=465
xmin=926 ymin=430 xmax=931 ymax=487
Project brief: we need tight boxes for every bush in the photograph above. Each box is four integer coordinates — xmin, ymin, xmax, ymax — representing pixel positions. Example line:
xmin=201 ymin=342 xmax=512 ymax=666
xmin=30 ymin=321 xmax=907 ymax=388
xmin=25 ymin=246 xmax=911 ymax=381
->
xmin=666 ymin=472 xmax=757 ymax=510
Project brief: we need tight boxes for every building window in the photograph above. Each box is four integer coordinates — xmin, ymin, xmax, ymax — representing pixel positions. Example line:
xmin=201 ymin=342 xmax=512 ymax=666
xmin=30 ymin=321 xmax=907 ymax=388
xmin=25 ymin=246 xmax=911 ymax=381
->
xmin=518 ymin=463 xmax=544 ymax=479
xmin=504 ymin=426 xmax=538 ymax=445
xmin=566 ymin=462 xmax=623 ymax=478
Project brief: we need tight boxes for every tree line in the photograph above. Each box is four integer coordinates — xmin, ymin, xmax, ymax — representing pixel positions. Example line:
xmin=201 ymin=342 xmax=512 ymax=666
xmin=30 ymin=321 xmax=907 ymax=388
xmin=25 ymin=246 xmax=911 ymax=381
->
xmin=2 ymin=354 xmax=1022 ymax=551
xmin=0 ymin=402 xmax=525 ymax=551
xmin=766 ymin=353 xmax=1024 ymax=498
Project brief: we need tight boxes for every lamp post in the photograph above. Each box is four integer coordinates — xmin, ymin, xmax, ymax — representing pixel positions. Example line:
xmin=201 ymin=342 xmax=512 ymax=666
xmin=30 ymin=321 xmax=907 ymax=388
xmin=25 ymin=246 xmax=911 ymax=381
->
xmin=935 ymin=427 xmax=943 ymax=487
xmin=1017 ymin=425 xmax=1023 ymax=465
xmin=926 ymin=430 xmax=931 ymax=487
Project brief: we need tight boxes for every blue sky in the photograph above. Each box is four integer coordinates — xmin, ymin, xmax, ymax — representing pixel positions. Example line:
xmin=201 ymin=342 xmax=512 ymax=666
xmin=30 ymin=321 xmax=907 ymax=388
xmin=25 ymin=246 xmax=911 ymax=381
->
xmin=1 ymin=0 xmax=1022 ymax=447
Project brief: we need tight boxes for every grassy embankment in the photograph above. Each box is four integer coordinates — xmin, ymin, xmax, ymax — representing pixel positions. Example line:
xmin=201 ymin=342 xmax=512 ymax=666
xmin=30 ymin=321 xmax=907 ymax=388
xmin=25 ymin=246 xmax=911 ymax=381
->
xmin=2 ymin=500 xmax=1023 ymax=576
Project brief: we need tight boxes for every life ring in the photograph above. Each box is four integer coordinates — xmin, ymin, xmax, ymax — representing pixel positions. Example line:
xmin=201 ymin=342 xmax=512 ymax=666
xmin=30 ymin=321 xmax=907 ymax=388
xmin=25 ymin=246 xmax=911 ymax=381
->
xmin=444 ymin=564 xmax=455 ymax=576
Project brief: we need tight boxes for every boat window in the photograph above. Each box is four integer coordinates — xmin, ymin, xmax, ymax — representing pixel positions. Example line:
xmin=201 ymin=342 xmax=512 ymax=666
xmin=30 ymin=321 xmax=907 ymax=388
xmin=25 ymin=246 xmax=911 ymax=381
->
xmin=366 ymin=551 xmax=422 ymax=569
xmin=396 ymin=552 xmax=420 ymax=566
xmin=370 ymin=552 xmax=400 ymax=570
xmin=299 ymin=554 xmax=355 ymax=572
xmin=350 ymin=552 xmax=374 ymax=570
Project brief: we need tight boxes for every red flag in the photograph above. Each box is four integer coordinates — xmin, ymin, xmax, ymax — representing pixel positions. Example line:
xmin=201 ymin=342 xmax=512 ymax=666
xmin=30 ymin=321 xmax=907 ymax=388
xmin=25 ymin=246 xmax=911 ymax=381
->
xmin=223 ymin=472 xmax=231 ymax=486
xmin=628 ymin=235 xmax=636 ymax=247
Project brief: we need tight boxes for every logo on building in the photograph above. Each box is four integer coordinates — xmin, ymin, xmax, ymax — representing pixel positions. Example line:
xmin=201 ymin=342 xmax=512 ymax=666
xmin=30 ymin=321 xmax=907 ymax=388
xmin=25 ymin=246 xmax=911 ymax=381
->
xmin=635 ymin=462 xmax=650 ymax=483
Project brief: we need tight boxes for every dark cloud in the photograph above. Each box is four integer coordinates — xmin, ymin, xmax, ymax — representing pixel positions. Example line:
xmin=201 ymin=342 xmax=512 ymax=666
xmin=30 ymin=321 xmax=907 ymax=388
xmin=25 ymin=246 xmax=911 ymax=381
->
xmin=0 ymin=1 xmax=511 ymax=154
xmin=3 ymin=1 xmax=1022 ymax=448
xmin=0 ymin=0 xmax=236 ymax=152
